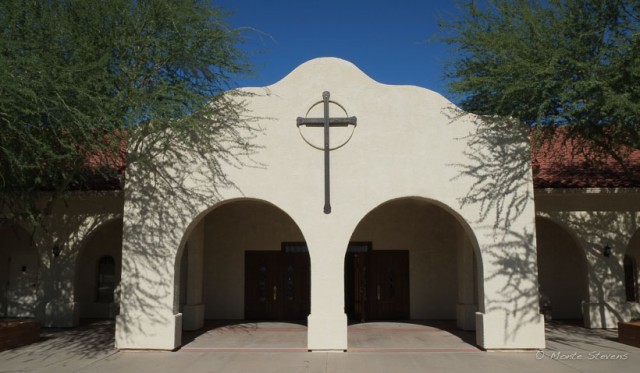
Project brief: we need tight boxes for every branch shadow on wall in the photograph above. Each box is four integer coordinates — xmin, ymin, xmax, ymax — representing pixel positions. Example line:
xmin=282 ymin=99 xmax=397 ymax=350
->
xmin=1 ymin=213 xmax=121 ymax=361
xmin=539 ymin=210 xmax=640 ymax=327
xmin=446 ymin=107 xmax=544 ymax=343
xmin=115 ymin=91 xmax=268 ymax=348
xmin=446 ymin=106 xmax=640 ymax=344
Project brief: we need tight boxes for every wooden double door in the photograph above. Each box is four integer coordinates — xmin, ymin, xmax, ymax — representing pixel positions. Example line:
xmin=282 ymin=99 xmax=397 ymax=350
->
xmin=244 ymin=251 xmax=310 ymax=320
xmin=345 ymin=250 xmax=409 ymax=321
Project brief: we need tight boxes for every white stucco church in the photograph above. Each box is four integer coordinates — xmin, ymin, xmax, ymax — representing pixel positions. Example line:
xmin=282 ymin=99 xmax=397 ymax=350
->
xmin=2 ymin=58 xmax=640 ymax=352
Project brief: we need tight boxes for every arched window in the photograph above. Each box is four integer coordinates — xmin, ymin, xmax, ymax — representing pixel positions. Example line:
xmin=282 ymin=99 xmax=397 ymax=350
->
xmin=624 ymin=255 xmax=638 ymax=302
xmin=97 ymin=256 xmax=116 ymax=303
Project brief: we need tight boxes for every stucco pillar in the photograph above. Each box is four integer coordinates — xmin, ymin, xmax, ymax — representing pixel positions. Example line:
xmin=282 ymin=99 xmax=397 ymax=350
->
xmin=182 ymin=221 xmax=205 ymax=331
xmin=115 ymin=212 xmax=181 ymax=350
xmin=115 ymin=248 xmax=181 ymax=350
xmin=306 ymin=231 xmax=348 ymax=351
xmin=474 ymin=220 xmax=546 ymax=350
xmin=456 ymin=234 xmax=477 ymax=331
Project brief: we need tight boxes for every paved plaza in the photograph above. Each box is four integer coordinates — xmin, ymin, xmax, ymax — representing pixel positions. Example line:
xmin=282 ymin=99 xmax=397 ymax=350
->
xmin=1 ymin=320 xmax=639 ymax=372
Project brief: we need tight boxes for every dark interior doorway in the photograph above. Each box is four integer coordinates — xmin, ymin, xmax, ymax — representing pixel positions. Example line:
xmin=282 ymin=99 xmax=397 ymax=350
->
xmin=244 ymin=251 xmax=310 ymax=320
xmin=345 ymin=244 xmax=409 ymax=321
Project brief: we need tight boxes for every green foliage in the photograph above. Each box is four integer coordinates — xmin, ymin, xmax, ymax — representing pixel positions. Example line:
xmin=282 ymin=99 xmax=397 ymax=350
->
xmin=442 ymin=0 xmax=640 ymax=163
xmin=0 ymin=0 xmax=253 ymax=222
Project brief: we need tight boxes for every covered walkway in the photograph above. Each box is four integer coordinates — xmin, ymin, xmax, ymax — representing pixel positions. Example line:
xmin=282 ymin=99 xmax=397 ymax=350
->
xmin=1 ymin=320 xmax=639 ymax=372
xmin=179 ymin=320 xmax=478 ymax=352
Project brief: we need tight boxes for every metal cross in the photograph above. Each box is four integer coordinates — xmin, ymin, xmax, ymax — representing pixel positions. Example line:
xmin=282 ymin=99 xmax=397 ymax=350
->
xmin=297 ymin=91 xmax=357 ymax=214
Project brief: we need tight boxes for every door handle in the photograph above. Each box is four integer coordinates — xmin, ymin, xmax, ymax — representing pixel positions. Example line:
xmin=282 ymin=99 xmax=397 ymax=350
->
xmin=377 ymin=284 xmax=380 ymax=301
xmin=273 ymin=285 xmax=277 ymax=301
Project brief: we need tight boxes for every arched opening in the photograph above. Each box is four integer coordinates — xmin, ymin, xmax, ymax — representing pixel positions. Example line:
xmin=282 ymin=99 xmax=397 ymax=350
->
xmin=74 ymin=219 xmax=123 ymax=320
xmin=344 ymin=197 xmax=482 ymax=349
xmin=176 ymin=199 xmax=310 ymax=349
xmin=626 ymin=229 xmax=640 ymax=304
xmin=624 ymin=255 xmax=638 ymax=302
xmin=0 ymin=224 xmax=38 ymax=318
xmin=535 ymin=217 xmax=588 ymax=324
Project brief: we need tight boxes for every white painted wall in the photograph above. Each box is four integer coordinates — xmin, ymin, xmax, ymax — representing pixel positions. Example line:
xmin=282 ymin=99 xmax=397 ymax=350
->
xmin=117 ymin=58 xmax=544 ymax=350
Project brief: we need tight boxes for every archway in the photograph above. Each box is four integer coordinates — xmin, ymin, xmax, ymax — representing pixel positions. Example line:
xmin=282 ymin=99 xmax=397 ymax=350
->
xmin=625 ymin=229 xmax=640 ymax=303
xmin=344 ymin=197 xmax=482 ymax=349
xmin=74 ymin=219 xmax=123 ymax=321
xmin=176 ymin=199 xmax=310 ymax=349
xmin=0 ymin=224 xmax=38 ymax=318
xmin=535 ymin=217 xmax=588 ymax=323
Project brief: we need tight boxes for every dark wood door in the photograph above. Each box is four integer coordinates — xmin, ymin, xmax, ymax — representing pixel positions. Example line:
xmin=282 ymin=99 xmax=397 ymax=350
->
xmin=367 ymin=250 xmax=409 ymax=320
xmin=345 ymin=252 xmax=367 ymax=321
xmin=245 ymin=251 xmax=310 ymax=320
xmin=278 ymin=252 xmax=310 ymax=320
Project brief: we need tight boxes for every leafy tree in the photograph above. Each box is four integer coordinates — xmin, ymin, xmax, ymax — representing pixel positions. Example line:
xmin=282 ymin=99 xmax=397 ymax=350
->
xmin=441 ymin=0 xmax=640 ymax=171
xmin=0 ymin=0 xmax=254 ymax=223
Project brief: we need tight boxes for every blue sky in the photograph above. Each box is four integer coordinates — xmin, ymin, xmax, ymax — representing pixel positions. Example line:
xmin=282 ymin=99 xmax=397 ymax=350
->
xmin=217 ymin=1 xmax=463 ymax=101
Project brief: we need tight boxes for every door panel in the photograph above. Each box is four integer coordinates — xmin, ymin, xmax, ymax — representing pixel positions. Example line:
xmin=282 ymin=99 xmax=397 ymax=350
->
xmin=367 ymin=250 xmax=409 ymax=320
xmin=279 ymin=253 xmax=310 ymax=320
xmin=245 ymin=251 xmax=278 ymax=320
xmin=345 ymin=252 xmax=367 ymax=321
xmin=245 ymin=251 xmax=309 ymax=320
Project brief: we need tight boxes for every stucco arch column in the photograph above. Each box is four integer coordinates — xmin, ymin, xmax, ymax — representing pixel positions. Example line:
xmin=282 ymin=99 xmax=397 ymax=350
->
xmin=303 ymin=216 xmax=353 ymax=351
xmin=115 ymin=206 xmax=184 ymax=350
xmin=456 ymin=229 xmax=477 ymax=331
xmin=473 ymin=218 xmax=546 ymax=350
xmin=182 ymin=220 xmax=205 ymax=331
xmin=115 ymin=242 xmax=181 ymax=349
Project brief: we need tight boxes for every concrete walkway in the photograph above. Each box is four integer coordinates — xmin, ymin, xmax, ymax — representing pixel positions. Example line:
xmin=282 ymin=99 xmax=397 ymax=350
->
xmin=1 ymin=320 xmax=639 ymax=372
xmin=180 ymin=320 xmax=479 ymax=352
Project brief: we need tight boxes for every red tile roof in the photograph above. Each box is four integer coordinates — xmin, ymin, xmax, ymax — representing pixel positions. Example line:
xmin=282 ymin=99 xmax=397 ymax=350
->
xmin=74 ymin=131 xmax=126 ymax=190
xmin=532 ymin=134 xmax=640 ymax=188
xmin=83 ymin=132 xmax=127 ymax=172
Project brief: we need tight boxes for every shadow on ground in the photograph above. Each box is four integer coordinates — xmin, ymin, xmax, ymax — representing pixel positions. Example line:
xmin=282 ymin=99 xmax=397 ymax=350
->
xmin=33 ymin=319 xmax=114 ymax=356
xmin=0 ymin=319 xmax=115 ymax=371
xmin=544 ymin=320 xmax=637 ymax=352
xmin=179 ymin=319 xmax=479 ymax=352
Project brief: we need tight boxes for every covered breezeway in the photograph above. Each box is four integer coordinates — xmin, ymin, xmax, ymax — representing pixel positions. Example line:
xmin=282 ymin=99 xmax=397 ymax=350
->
xmin=342 ymin=197 xmax=483 ymax=351
xmin=176 ymin=199 xmax=311 ymax=349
